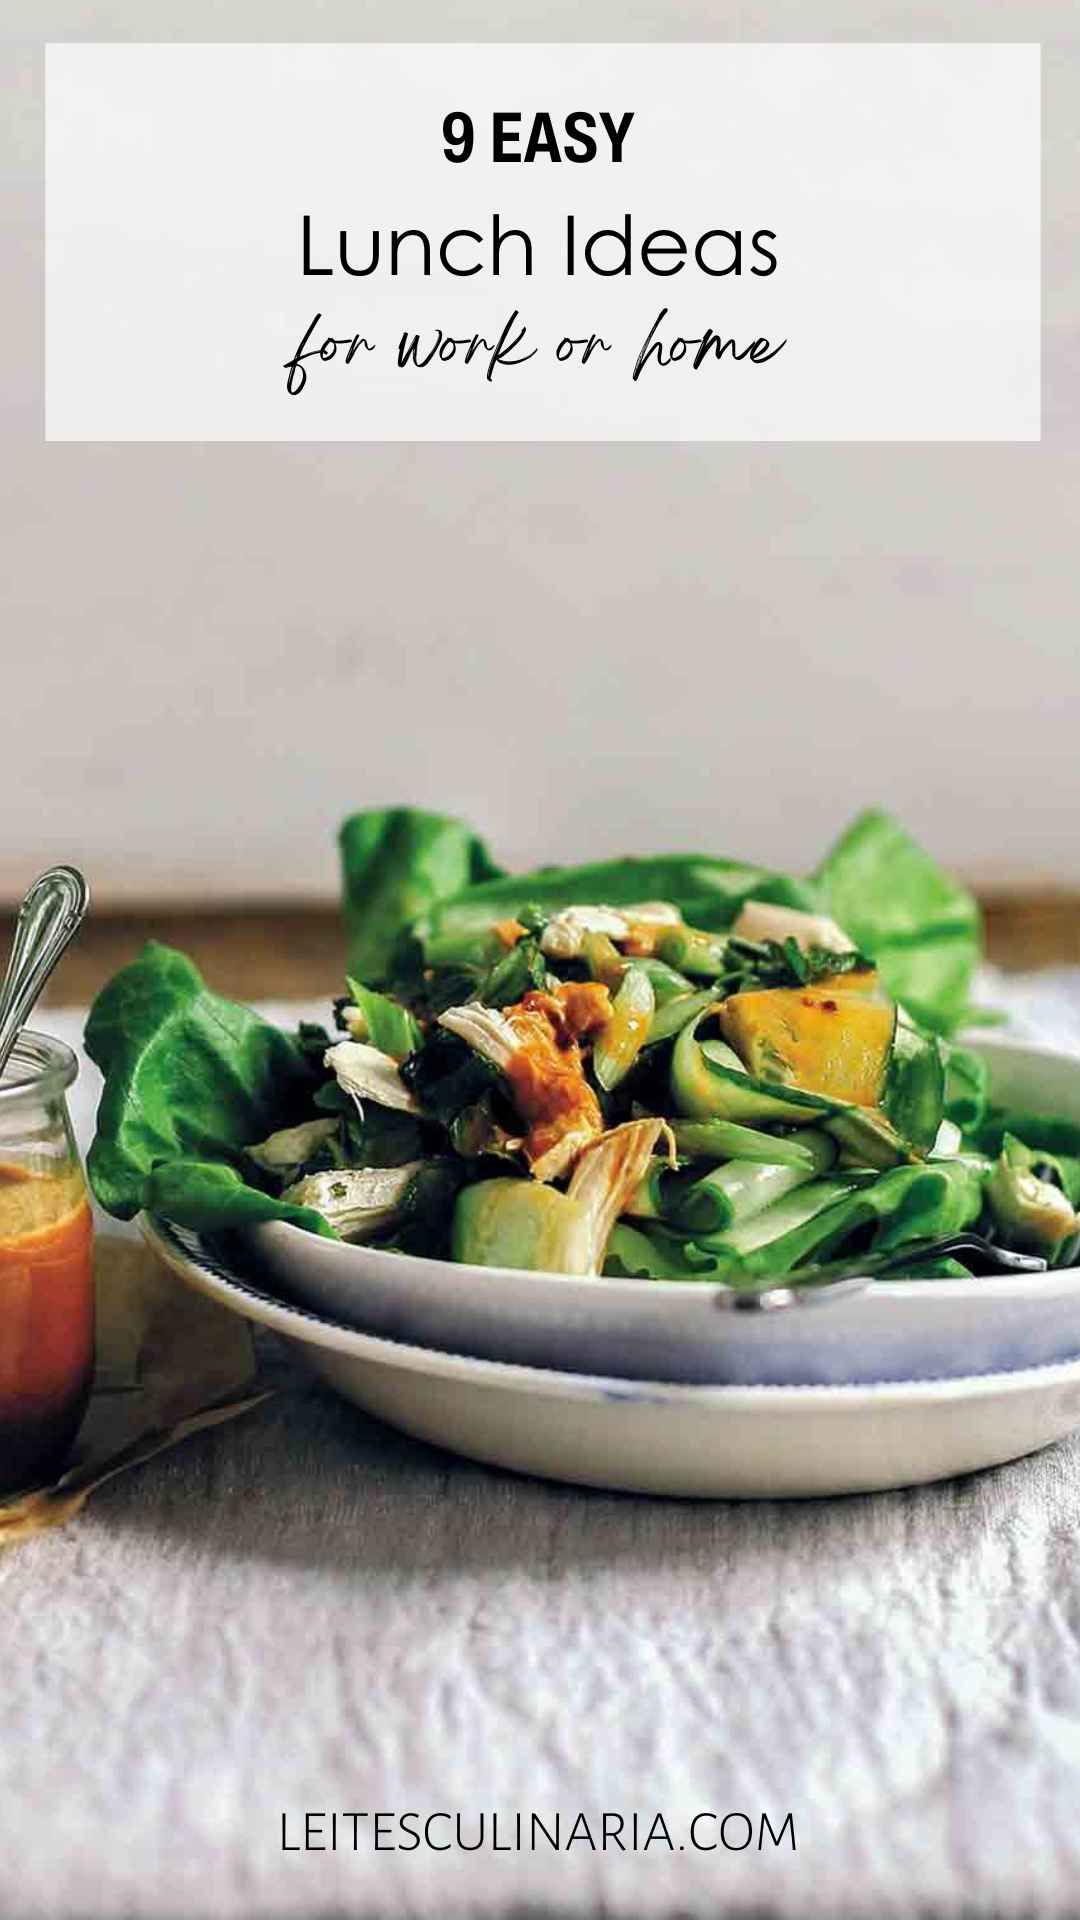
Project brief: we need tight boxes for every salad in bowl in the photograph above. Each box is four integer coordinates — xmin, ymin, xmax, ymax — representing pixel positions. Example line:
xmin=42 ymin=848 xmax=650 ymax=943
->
xmin=85 ymin=808 xmax=1080 ymax=1298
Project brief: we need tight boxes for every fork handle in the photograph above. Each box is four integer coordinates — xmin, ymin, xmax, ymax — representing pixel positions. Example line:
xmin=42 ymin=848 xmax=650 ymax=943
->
xmin=0 ymin=866 xmax=90 ymax=1078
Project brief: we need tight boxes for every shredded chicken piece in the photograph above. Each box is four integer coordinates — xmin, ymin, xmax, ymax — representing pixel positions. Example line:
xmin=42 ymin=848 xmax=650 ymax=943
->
xmin=519 ymin=981 xmax=613 ymax=1044
xmin=567 ymin=1118 xmax=675 ymax=1272
xmin=621 ymin=924 xmax=663 ymax=958
xmin=620 ymin=902 xmax=683 ymax=927
xmin=283 ymin=1164 xmax=423 ymax=1242
xmin=439 ymin=991 xmax=606 ymax=1182
xmin=437 ymin=1004 xmax=517 ymax=1070
xmin=538 ymin=901 xmax=681 ymax=960
xmin=731 ymin=900 xmax=852 ymax=955
xmin=504 ymin=1001 xmax=604 ymax=1181
xmin=324 ymin=1040 xmax=420 ymax=1114
xmin=539 ymin=906 xmax=631 ymax=960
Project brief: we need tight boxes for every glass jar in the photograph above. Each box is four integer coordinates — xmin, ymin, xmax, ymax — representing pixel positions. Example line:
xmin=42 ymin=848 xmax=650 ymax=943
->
xmin=0 ymin=1032 xmax=94 ymax=1496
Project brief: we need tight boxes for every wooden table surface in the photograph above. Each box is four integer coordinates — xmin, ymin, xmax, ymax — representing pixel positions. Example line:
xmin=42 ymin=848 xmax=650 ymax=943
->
xmin=9 ymin=895 xmax=1080 ymax=1008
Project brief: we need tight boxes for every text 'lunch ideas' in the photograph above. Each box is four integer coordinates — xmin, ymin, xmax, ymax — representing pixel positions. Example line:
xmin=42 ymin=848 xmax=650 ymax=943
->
xmin=300 ymin=108 xmax=779 ymax=283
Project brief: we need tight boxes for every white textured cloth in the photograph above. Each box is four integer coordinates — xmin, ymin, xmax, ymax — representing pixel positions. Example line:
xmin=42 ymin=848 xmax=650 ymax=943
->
xmin=6 ymin=981 xmax=1080 ymax=1920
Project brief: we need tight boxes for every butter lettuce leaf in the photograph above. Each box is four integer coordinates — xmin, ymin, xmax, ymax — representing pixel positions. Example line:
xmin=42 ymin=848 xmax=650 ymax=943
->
xmin=85 ymin=942 xmax=331 ymax=1233
xmin=971 ymin=1109 xmax=1080 ymax=1203
xmin=144 ymin=1159 xmax=332 ymax=1236
xmin=414 ymin=856 xmax=817 ymax=955
xmin=943 ymin=1043 xmax=990 ymax=1133
xmin=362 ymin=806 xmax=980 ymax=1039
xmin=340 ymin=807 xmax=503 ymax=985
xmin=814 ymin=810 xmax=981 ymax=1032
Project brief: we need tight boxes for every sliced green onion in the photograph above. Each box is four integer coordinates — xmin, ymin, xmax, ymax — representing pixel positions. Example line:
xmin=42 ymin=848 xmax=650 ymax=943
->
xmin=478 ymin=938 xmax=547 ymax=1008
xmin=593 ymin=966 xmax=655 ymax=1092
xmin=646 ymin=988 xmax=717 ymax=1048
xmin=656 ymin=927 xmax=730 ymax=978
xmin=671 ymin=1119 xmax=815 ymax=1168
xmin=702 ymin=1178 xmax=856 ymax=1259
xmin=582 ymin=930 xmax=626 ymax=991
xmin=633 ymin=956 xmax=697 ymax=1005
xmin=345 ymin=977 xmax=421 ymax=1056
xmin=826 ymin=1106 xmax=907 ymax=1169
xmin=623 ymin=1157 xmax=707 ymax=1222
xmin=669 ymin=1129 xmax=837 ymax=1236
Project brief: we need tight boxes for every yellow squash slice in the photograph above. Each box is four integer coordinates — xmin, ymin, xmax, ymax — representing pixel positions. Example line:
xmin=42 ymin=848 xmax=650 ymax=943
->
xmin=717 ymin=985 xmax=896 ymax=1109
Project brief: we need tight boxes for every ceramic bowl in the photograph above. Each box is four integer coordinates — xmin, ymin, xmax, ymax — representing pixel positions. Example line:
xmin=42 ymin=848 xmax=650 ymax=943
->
xmin=244 ymin=1037 xmax=1080 ymax=1388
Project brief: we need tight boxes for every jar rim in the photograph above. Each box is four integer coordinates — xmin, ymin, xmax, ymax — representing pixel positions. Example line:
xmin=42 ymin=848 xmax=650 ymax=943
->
xmin=0 ymin=1029 xmax=79 ymax=1103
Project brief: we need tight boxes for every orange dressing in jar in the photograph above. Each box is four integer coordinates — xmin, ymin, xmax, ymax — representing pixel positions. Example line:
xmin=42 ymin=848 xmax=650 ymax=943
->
xmin=0 ymin=1163 xmax=94 ymax=1493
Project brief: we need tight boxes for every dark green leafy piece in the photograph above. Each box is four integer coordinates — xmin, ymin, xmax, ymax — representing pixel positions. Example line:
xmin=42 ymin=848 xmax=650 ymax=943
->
xmin=719 ymin=936 xmax=873 ymax=994
xmin=293 ymin=1020 xmax=334 ymax=1063
xmin=380 ymin=1158 xmax=469 ymax=1259
xmin=400 ymin=1029 xmax=502 ymax=1126
xmin=312 ymin=1082 xmax=428 ymax=1170
xmin=477 ymin=936 xmax=548 ymax=1008
xmin=422 ymin=966 xmax=487 ymax=1018
xmin=449 ymin=1094 xmax=521 ymax=1160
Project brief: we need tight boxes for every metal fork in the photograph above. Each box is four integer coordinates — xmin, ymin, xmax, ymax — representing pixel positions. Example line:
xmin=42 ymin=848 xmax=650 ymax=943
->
xmin=720 ymin=1234 xmax=1048 ymax=1314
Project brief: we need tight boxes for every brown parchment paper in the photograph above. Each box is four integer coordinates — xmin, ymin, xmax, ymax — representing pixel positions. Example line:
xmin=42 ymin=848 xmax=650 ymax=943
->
xmin=0 ymin=1234 xmax=271 ymax=1545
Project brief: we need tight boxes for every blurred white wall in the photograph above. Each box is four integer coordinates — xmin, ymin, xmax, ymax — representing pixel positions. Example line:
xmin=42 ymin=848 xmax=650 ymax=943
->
xmin=2 ymin=3 xmax=1078 ymax=904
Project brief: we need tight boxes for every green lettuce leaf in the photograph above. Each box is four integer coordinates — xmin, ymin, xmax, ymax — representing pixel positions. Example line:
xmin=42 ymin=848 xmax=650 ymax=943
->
xmin=85 ymin=942 xmax=328 ymax=1232
xmin=376 ymin=805 xmax=979 ymax=1039
xmin=144 ymin=1160 xmax=333 ymax=1236
xmin=604 ymin=1222 xmax=730 ymax=1282
xmin=339 ymin=808 xmax=503 ymax=985
xmin=971 ymin=1108 xmax=1080 ymax=1205
xmin=814 ymin=810 xmax=981 ymax=1032
xmin=415 ymin=856 xmax=817 ymax=956
xmin=943 ymin=1043 xmax=990 ymax=1133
